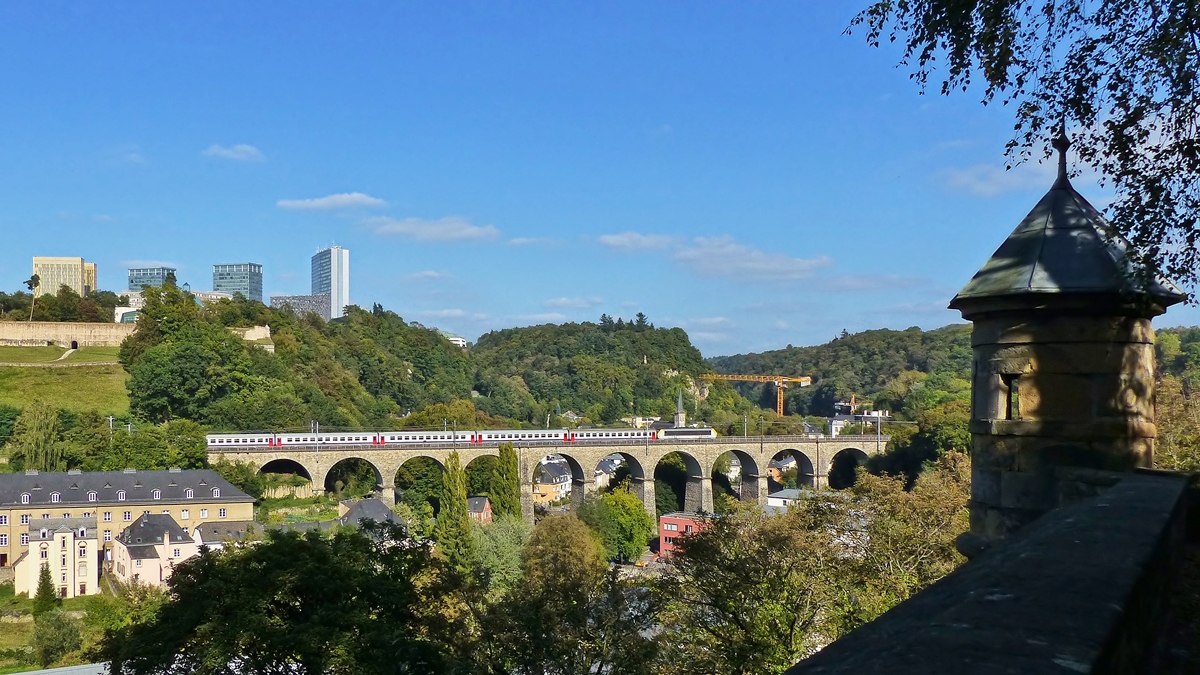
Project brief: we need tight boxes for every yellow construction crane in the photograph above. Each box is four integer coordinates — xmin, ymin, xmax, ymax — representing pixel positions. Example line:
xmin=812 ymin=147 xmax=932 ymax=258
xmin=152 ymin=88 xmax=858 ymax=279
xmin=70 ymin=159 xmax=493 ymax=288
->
xmin=699 ymin=373 xmax=812 ymax=416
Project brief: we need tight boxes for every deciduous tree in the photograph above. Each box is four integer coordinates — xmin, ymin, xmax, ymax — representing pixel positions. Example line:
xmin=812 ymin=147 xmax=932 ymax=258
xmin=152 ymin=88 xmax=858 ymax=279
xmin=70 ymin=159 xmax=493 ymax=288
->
xmin=8 ymin=400 xmax=64 ymax=472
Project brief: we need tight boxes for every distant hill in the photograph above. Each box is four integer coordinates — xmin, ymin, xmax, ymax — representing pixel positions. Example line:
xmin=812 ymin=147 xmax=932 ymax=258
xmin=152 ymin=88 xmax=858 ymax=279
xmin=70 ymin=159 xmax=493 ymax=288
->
xmin=708 ymin=325 xmax=973 ymax=417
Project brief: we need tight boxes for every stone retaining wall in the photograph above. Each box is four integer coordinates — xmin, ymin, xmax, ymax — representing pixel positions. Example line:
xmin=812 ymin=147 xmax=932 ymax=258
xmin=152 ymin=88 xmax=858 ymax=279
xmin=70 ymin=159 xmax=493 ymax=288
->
xmin=0 ymin=321 xmax=135 ymax=347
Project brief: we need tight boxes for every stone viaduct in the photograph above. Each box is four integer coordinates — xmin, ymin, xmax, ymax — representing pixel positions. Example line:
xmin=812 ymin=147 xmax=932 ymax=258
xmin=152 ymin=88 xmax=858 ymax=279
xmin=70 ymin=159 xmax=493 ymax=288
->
xmin=209 ymin=434 xmax=889 ymax=519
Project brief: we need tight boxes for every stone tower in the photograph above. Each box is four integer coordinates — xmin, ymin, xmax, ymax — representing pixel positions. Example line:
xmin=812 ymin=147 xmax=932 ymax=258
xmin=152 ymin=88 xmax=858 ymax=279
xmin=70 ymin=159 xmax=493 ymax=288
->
xmin=949 ymin=133 xmax=1184 ymax=547
xmin=674 ymin=390 xmax=687 ymax=428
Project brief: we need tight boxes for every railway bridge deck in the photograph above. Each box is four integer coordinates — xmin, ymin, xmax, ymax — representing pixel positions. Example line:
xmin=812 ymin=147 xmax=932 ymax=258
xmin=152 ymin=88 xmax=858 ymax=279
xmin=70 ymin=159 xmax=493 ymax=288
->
xmin=209 ymin=434 xmax=889 ymax=519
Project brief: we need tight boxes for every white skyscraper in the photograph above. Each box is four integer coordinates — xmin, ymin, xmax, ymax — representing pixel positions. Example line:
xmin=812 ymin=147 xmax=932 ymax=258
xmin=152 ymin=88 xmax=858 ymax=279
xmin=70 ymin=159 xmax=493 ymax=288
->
xmin=311 ymin=245 xmax=350 ymax=319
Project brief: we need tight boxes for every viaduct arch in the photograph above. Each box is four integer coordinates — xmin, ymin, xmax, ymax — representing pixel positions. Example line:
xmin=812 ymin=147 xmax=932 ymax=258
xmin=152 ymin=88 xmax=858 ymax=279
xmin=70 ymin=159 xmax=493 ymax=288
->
xmin=210 ymin=435 xmax=889 ymax=520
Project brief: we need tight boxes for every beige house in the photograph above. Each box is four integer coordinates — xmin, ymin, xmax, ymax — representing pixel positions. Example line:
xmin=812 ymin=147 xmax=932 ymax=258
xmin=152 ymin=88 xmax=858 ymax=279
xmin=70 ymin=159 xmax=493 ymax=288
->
xmin=31 ymin=257 xmax=97 ymax=297
xmin=0 ymin=469 xmax=255 ymax=569
xmin=12 ymin=517 xmax=99 ymax=599
xmin=111 ymin=514 xmax=199 ymax=587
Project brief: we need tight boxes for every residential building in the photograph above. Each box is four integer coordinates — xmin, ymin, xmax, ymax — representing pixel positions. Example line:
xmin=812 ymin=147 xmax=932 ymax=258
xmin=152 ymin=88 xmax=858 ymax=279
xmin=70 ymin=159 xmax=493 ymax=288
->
xmin=270 ymin=294 xmax=331 ymax=321
xmin=31 ymin=257 xmax=97 ymax=297
xmin=658 ymin=512 xmax=706 ymax=558
xmin=594 ymin=455 xmax=625 ymax=490
xmin=0 ymin=468 xmax=254 ymax=569
xmin=190 ymin=290 xmax=233 ymax=304
xmin=439 ymin=331 xmax=468 ymax=349
xmin=311 ymin=246 xmax=349 ymax=319
xmin=212 ymin=263 xmax=263 ymax=303
xmin=335 ymin=498 xmax=400 ymax=529
xmin=192 ymin=520 xmax=257 ymax=551
xmin=111 ymin=514 xmax=200 ymax=587
xmin=127 ymin=267 xmax=175 ymax=291
xmin=467 ymin=497 xmax=492 ymax=523
xmin=766 ymin=488 xmax=805 ymax=510
xmin=533 ymin=462 xmax=571 ymax=506
xmin=13 ymin=517 xmax=99 ymax=599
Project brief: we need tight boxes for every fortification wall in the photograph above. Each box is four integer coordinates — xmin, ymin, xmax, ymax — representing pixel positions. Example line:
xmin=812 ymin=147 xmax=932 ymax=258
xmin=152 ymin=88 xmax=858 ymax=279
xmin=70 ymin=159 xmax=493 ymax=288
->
xmin=0 ymin=322 xmax=136 ymax=347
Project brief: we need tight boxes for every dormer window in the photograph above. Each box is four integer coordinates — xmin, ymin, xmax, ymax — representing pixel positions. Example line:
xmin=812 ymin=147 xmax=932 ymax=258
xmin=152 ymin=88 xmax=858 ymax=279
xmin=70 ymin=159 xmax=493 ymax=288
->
xmin=117 ymin=491 xmax=126 ymax=501
xmin=79 ymin=528 xmax=86 ymax=538
xmin=184 ymin=489 xmax=194 ymax=499
xmin=211 ymin=488 xmax=220 ymax=498
xmin=20 ymin=493 xmax=30 ymax=504
xmin=151 ymin=489 xmax=161 ymax=500
xmin=87 ymin=491 xmax=97 ymax=502
xmin=49 ymin=492 xmax=60 ymax=503
xmin=39 ymin=529 xmax=48 ymax=539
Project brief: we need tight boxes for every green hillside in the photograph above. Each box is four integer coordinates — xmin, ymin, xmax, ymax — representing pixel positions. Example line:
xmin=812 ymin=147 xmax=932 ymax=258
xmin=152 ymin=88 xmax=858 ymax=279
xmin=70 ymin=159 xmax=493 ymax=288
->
xmin=708 ymin=325 xmax=973 ymax=417
xmin=0 ymin=364 xmax=129 ymax=415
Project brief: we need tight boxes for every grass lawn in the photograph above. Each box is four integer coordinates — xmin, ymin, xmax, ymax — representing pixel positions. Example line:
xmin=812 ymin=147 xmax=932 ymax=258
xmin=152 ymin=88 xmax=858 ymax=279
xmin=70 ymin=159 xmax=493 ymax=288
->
xmin=0 ymin=347 xmax=67 ymax=364
xmin=64 ymin=347 xmax=121 ymax=363
xmin=0 ymin=365 xmax=129 ymax=414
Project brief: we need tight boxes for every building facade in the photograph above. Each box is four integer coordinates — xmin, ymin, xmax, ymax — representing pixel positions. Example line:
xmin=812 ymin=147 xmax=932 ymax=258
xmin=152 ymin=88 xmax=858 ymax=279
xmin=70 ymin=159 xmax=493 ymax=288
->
xmin=311 ymin=246 xmax=349 ymax=319
xmin=31 ymin=257 xmax=98 ymax=298
xmin=0 ymin=469 xmax=254 ymax=569
xmin=270 ymin=294 xmax=331 ymax=321
xmin=212 ymin=263 xmax=263 ymax=303
xmin=127 ymin=267 xmax=176 ymax=291
xmin=190 ymin=290 xmax=233 ymax=304
xmin=658 ymin=512 xmax=706 ymax=558
xmin=111 ymin=514 xmax=200 ymax=587
xmin=13 ymin=517 xmax=99 ymax=599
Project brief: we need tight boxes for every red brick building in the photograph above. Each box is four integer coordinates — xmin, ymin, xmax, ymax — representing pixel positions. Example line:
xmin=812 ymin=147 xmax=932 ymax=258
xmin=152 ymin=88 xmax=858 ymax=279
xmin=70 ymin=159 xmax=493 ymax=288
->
xmin=658 ymin=512 xmax=706 ymax=558
xmin=467 ymin=496 xmax=493 ymax=524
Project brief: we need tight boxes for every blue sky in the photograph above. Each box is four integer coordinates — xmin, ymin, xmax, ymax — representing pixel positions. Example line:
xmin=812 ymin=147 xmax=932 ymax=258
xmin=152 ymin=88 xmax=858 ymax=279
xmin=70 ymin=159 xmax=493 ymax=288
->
xmin=2 ymin=2 xmax=1196 ymax=355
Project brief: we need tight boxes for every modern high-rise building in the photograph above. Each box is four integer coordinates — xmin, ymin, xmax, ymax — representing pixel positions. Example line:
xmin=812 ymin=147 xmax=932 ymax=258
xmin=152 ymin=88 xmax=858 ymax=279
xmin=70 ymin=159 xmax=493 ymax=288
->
xmin=212 ymin=263 xmax=263 ymax=303
xmin=31 ymin=257 xmax=98 ymax=297
xmin=311 ymin=246 xmax=349 ymax=319
xmin=270 ymin=294 xmax=331 ymax=321
xmin=127 ymin=266 xmax=176 ymax=291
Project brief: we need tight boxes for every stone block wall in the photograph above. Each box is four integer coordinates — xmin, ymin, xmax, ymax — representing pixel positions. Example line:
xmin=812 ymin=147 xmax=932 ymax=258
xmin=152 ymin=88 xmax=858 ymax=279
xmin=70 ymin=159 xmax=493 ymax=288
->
xmin=0 ymin=322 xmax=136 ymax=347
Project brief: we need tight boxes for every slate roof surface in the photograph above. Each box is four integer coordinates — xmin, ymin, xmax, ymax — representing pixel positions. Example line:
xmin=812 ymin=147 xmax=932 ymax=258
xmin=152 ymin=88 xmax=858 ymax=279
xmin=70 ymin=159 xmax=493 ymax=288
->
xmin=0 ymin=470 xmax=252 ymax=508
xmin=336 ymin=499 xmax=399 ymax=527
xmin=536 ymin=462 xmax=571 ymax=484
xmin=467 ymin=497 xmax=490 ymax=513
xmin=27 ymin=517 xmax=97 ymax=540
xmin=950 ymin=170 xmax=1184 ymax=307
xmin=194 ymin=520 xmax=257 ymax=544
xmin=117 ymin=513 xmax=191 ymax=548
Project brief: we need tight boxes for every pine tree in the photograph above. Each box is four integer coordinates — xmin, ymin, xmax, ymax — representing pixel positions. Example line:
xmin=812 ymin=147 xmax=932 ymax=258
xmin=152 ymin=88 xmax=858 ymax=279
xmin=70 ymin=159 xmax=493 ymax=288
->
xmin=32 ymin=564 xmax=60 ymax=616
xmin=491 ymin=442 xmax=521 ymax=519
xmin=434 ymin=451 xmax=475 ymax=574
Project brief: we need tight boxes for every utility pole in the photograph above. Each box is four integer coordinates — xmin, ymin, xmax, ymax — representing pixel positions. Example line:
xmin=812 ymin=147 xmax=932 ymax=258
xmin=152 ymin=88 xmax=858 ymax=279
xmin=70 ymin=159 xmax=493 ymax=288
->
xmin=106 ymin=416 xmax=115 ymax=437
xmin=743 ymin=415 xmax=748 ymax=437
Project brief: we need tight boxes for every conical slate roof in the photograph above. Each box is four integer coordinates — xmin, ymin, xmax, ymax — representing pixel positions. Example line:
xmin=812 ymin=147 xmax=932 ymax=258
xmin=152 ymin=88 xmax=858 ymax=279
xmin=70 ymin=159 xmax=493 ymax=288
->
xmin=949 ymin=144 xmax=1184 ymax=311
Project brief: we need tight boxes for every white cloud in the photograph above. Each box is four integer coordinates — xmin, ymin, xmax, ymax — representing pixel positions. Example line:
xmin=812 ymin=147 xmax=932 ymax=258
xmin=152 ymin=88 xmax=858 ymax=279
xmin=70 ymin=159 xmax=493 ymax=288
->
xmin=415 ymin=308 xmax=490 ymax=322
xmin=672 ymin=237 xmax=831 ymax=281
xmin=685 ymin=316 xmax=732 ymax=328
xmin=819 ymin=274 xmax=928 ymax=292
xmin=543 ymin=296 xmax=604 ymax=309
xmin=940 ymin=161 xmax=1056 ymax=197
xmin=370 ymin=216 xmax=499 ymax=242
xmin=202 ymin=144 xmax=265 ymax=162
xmin=277 ymin=192 xmax=387 ymax=210
xmin=508 ymin=237 xmax=554 ymax=246
xmin=407 ymin=271 xmax=453 ymax=281
xmin=598 ymin=232 xmax=673 ymax=251
xmin=690 ymin=331 xmax=730 ymax=343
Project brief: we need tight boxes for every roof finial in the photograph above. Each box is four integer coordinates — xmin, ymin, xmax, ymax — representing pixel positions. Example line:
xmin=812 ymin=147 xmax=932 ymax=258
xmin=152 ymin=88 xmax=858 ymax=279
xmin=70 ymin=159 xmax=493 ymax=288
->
xmin=1051 ymin=120 xmax=1071 ymax=186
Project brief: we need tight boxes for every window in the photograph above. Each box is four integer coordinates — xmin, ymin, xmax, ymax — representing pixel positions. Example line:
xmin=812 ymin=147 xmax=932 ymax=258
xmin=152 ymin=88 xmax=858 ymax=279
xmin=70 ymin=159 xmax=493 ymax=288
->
xmin=218 ymin=508 xmax=227 ymax=519
xmin=0 ymin=535 xmax=8 ymax=547
xmin=199 ymin=509 xmax=208 ymax=519
xmin=181 ymin=509 xmax=189 ymax=520
xmin=663 ymin=523 xmax=678 ymax=532
xmin=61 ymin=555 xmax=66 ymax=566
xmin=82 ymin=512 xmax=91 ymax=519
xmin=103 ymin=530 xmax=111 ymax=542
xmin=0 ymin=515 xmax=7 ymax=526
xmin=87 ymin=491 xmax=97 ymax=502
xmin=49 ymin=492 xmax=60 ymax=503
xmin=211 ymin=488 xmax=220 ymax=498
xmin=41 ymin=514 xmax=49 ymax=520
xmin=20 ymin=534 xmax=28 ymax=546
xmin=152 ymin=489 xmax=161 ymax=500
xmin=20 ymin=494 xmax=29 ymax=504
xmin=103 ymin=512 xmax=111 ymax=522
xmin=123 ymin=511 xmax=131 ymax=521
xmin=685 ymin=525 xmax=694 ymax=533
xmin=117 ymin=491 xmax=126 ymax=501
xmin=185 ymin=489 xmax=193 ymax=499
xmin=19 ymin=515 xmax=28 ymax=525
xmin=62 ymin=513 xmax=69 ymax=519
xmin=78 ymin=546 xmax=85 ymax=558
xmin=79 ymin=528 xmax=86 ymax=538
xmin=39 ymin=529 xmax=47 ymax=539
xmin=173 ymin=548 xmax=181 ymax=558
xmin=39 ymin=549 xmax=47 ymax=560
xmin=135 ymin=559 xmax=142 ymax=567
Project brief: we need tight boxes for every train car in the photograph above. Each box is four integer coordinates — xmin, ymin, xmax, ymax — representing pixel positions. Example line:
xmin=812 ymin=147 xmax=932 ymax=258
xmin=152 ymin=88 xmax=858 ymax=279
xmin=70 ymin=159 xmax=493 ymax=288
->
xmin=206 ymin=433 xmax=277 ymax=447
xmin=657 ymin=427 xmax=717 ymax=440
xmin=571 ymin=429 xmax=657 ymax=442
xmin=473 ymin=429 xmax=570 ymax=444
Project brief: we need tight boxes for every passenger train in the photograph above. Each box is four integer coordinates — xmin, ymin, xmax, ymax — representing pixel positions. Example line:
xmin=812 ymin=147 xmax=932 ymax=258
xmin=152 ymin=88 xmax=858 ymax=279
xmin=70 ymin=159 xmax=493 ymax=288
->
xmin=206 ymin=426 xmax=717 ymax=448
